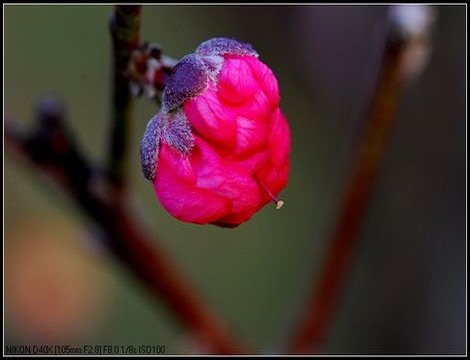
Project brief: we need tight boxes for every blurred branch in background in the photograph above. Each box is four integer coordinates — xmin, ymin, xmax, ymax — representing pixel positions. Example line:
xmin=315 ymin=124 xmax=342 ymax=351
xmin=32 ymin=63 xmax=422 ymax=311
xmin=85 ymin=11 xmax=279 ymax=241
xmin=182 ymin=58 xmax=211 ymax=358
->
xmin=4 ymin=89 xmax=243 ymax=357
xmin=288 ymin=5 xmax=436 ymax=354
xmin=4 ymin=5 xmax=244 ymax=355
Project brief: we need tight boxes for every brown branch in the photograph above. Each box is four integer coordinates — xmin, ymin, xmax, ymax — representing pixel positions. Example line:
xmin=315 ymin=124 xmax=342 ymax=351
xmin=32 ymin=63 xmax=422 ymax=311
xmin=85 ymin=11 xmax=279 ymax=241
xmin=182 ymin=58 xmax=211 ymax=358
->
xmin=107 ymin=5 xmax=141 ymax=201
xmin=5 ymin=100 xmax=245 ymax=354
xmin=287 ymin=5 xmax=435 ymax=354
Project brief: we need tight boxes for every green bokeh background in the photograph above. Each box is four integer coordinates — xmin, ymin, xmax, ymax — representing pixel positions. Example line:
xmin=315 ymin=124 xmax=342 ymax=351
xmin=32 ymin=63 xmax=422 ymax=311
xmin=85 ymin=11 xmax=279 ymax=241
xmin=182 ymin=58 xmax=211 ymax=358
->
xmin=4 ymin=5 xmax=466 ymax=354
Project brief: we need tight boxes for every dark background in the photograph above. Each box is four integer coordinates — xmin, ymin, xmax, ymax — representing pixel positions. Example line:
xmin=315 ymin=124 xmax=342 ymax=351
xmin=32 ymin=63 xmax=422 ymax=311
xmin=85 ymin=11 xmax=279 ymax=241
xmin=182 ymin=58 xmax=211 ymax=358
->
xmin=4 ymin=5 xmax=466 ymax=354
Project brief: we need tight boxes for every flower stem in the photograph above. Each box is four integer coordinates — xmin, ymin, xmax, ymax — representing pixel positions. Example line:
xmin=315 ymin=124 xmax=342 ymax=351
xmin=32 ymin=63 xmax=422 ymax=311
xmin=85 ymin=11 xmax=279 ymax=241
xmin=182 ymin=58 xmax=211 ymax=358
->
xmin=107 ymin=5 xmax=142 ymax=201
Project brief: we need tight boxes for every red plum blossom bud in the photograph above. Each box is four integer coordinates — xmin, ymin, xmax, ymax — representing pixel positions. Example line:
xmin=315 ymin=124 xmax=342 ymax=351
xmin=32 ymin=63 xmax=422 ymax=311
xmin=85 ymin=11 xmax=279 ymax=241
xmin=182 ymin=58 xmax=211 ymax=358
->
xmin=140 ymin=37 xmax=290 ymax=227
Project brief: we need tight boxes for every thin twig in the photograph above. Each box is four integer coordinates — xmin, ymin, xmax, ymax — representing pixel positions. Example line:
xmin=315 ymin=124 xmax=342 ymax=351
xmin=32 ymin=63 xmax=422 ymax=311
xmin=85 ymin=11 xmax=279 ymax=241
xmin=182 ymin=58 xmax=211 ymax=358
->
xmin=108 ymin=5 xmax=141 ymax=201
xmin=5 ymin=105 xmax=245 ymax=354
xmin=287 ymin=5 xmax=435 ymax=354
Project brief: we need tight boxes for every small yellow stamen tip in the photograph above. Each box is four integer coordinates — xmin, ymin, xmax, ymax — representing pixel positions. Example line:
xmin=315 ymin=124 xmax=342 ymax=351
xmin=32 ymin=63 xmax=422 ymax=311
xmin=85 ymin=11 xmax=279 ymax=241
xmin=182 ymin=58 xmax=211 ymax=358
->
xmin=257 ymin=179 xmax=285 ymax=211
xmin=276 ymin=200 xmax=284 ymax=210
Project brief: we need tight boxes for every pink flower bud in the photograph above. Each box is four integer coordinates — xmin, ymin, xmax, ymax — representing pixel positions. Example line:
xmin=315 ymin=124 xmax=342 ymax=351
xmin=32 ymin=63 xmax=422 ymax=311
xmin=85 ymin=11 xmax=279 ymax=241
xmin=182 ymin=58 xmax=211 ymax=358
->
xmin=141 ymin=38 xmax=290 ymax=227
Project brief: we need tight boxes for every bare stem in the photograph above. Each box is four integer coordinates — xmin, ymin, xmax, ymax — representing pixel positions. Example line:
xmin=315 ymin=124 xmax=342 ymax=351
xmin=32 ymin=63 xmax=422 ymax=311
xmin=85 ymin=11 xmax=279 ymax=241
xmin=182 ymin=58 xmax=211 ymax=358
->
xmin=287 ymin=5 xmax=435 ymax=354
xmin=108 ymin=5 xmax=142 ymax=201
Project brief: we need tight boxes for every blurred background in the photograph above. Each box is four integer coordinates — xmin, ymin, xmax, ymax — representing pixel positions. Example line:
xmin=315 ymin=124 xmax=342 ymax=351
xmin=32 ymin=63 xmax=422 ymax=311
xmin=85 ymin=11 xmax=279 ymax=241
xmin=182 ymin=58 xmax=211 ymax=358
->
xmin=4 ymin=5 xmax=466 ymax=355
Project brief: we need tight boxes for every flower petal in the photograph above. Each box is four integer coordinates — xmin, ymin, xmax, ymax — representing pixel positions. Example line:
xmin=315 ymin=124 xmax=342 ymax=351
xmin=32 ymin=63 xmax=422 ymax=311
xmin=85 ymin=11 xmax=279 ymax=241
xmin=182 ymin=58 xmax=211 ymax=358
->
xmin=217 ymin=56 xmax=259 ymax=105
xmin=268 ymin=109 xmax=291 ymax=166
xmin=184 ymin=85 xmax=237 ymax=151
xmin=154 ymin=143 xmax=231 ymax=224
xmin=191 ymin=138 xmax=261 ymax=215
xmin=245 ymin=56 xmax=280 ymax=108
